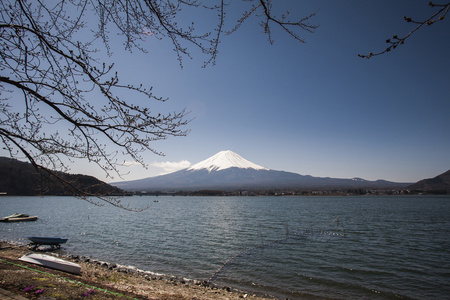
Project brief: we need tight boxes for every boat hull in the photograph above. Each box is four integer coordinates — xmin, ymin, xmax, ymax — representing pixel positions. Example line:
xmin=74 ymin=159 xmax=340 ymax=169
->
xmin=27 ymin=237 xmax=68 ymax=245
xmin=19 ymin=253 xmax=81 ymax=275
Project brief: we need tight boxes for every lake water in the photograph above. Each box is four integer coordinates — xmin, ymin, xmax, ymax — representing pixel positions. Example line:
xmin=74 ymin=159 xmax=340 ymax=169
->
xmin=1 ymin=195 xmax=449 ymax=299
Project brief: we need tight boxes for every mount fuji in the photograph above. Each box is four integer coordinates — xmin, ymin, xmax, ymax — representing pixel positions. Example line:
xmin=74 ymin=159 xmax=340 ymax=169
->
xmin=111 ymin=150 xmax=408 ymax=192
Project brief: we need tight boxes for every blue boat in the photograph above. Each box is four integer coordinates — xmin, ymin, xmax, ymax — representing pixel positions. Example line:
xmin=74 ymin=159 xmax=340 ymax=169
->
xmin=27 ymin=237 xmax=68 ymax=249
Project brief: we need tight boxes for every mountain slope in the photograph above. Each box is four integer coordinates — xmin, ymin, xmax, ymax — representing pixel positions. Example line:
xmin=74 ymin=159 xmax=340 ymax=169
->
xmin=112 ymin=150 xmax=409 ymax=192
xmin=0 ymin=157 xmax=124 ymax=196
xmin=408 ymin=169 xmax=450 ymax=193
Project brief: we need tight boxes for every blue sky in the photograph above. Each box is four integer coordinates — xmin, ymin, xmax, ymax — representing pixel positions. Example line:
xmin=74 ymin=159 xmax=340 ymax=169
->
xmin=11 ymin=1 xmax=450 ymax=183
xmin=101 ymin=0 xmax=450 ymax=183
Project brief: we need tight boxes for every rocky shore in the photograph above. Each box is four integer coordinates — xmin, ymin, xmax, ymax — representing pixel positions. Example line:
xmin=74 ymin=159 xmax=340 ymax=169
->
xmin=0 ymin=241 xmax=271 ymax=299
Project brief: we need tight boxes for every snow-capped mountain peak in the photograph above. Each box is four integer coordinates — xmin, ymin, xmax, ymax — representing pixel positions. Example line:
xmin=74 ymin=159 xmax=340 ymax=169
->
xmin=187 ymin=150 xmax=269 ymax=172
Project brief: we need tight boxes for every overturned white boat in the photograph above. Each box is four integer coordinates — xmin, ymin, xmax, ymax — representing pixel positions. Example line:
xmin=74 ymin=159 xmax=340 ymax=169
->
xmin=19 ymin=253 xmax=81 ymax=275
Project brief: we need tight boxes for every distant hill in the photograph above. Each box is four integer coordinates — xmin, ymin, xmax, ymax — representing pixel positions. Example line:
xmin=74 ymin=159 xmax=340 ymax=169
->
xmin=408 ymin=169 xmax=450 ymax=194
xmin=112 ymin=150 xmax=410 ymax=192
xmin=0 ymin=157 xmax=124 ymax=196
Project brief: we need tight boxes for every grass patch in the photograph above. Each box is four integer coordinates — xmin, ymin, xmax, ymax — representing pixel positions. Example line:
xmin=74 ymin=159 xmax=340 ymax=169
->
xmin=32 ymin=277 xmax=49 ymax=281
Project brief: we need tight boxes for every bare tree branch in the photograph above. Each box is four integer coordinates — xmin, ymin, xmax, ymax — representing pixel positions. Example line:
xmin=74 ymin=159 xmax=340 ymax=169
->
xmin=227 ymin=0 xmax=318 ymax=45
xmin=359 ymin=1 xmax=450 ymax=58
xmin=0 ymin=0 xmax=317 ymax=207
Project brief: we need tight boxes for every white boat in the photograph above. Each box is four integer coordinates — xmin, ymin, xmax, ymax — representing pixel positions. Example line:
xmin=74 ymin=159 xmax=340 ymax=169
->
xmin=0 ymin=213 xmax=38 ymax=222
xmin=19 ymin=253 xmax=81 ymax=275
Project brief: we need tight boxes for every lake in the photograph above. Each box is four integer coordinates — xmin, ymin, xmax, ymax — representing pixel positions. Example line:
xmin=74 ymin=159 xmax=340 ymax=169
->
xmin=1 ymin=195 xmax=449 ymax=299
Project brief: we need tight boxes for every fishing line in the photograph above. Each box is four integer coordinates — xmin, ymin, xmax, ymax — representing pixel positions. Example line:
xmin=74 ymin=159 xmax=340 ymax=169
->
xmin=209 ymin=219 xmax=346 ymax=284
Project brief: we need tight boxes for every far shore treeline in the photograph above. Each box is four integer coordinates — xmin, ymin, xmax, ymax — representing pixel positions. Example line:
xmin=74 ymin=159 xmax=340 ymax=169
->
xmin=0 ymin=157 xmax=449 ymax=197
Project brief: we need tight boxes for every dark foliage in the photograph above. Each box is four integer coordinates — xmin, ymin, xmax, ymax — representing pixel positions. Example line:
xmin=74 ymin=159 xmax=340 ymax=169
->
xmin=407 ymin=169 xmax=450 ymax=194
xmin=0 ymin=157 xmax=125 ymax=196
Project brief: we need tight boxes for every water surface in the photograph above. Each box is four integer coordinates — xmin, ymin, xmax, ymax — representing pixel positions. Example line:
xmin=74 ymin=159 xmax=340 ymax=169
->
xmin=1 ymin=195 xmax=449 ymax=299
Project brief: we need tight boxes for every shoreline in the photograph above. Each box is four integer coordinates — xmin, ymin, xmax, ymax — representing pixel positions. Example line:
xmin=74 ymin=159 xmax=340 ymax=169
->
xmin=0 ymin=241 xmax=272 ymax=299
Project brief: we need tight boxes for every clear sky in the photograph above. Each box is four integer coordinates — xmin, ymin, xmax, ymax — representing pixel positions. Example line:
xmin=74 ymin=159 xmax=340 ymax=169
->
xmin=10 ymin=1 xmax=450 ymax=183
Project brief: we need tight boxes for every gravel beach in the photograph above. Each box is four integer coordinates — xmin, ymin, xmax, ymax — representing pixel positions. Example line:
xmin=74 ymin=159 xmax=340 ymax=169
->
xmin=0 ymin=242 xmax=271 ymax=300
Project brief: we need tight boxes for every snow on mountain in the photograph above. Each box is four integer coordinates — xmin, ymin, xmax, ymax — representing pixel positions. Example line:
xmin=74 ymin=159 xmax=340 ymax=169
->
xmin=187 ymin=150 xmax=269 ymax=172
xmin=351 ymin=178 xmax=367 ymax=182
